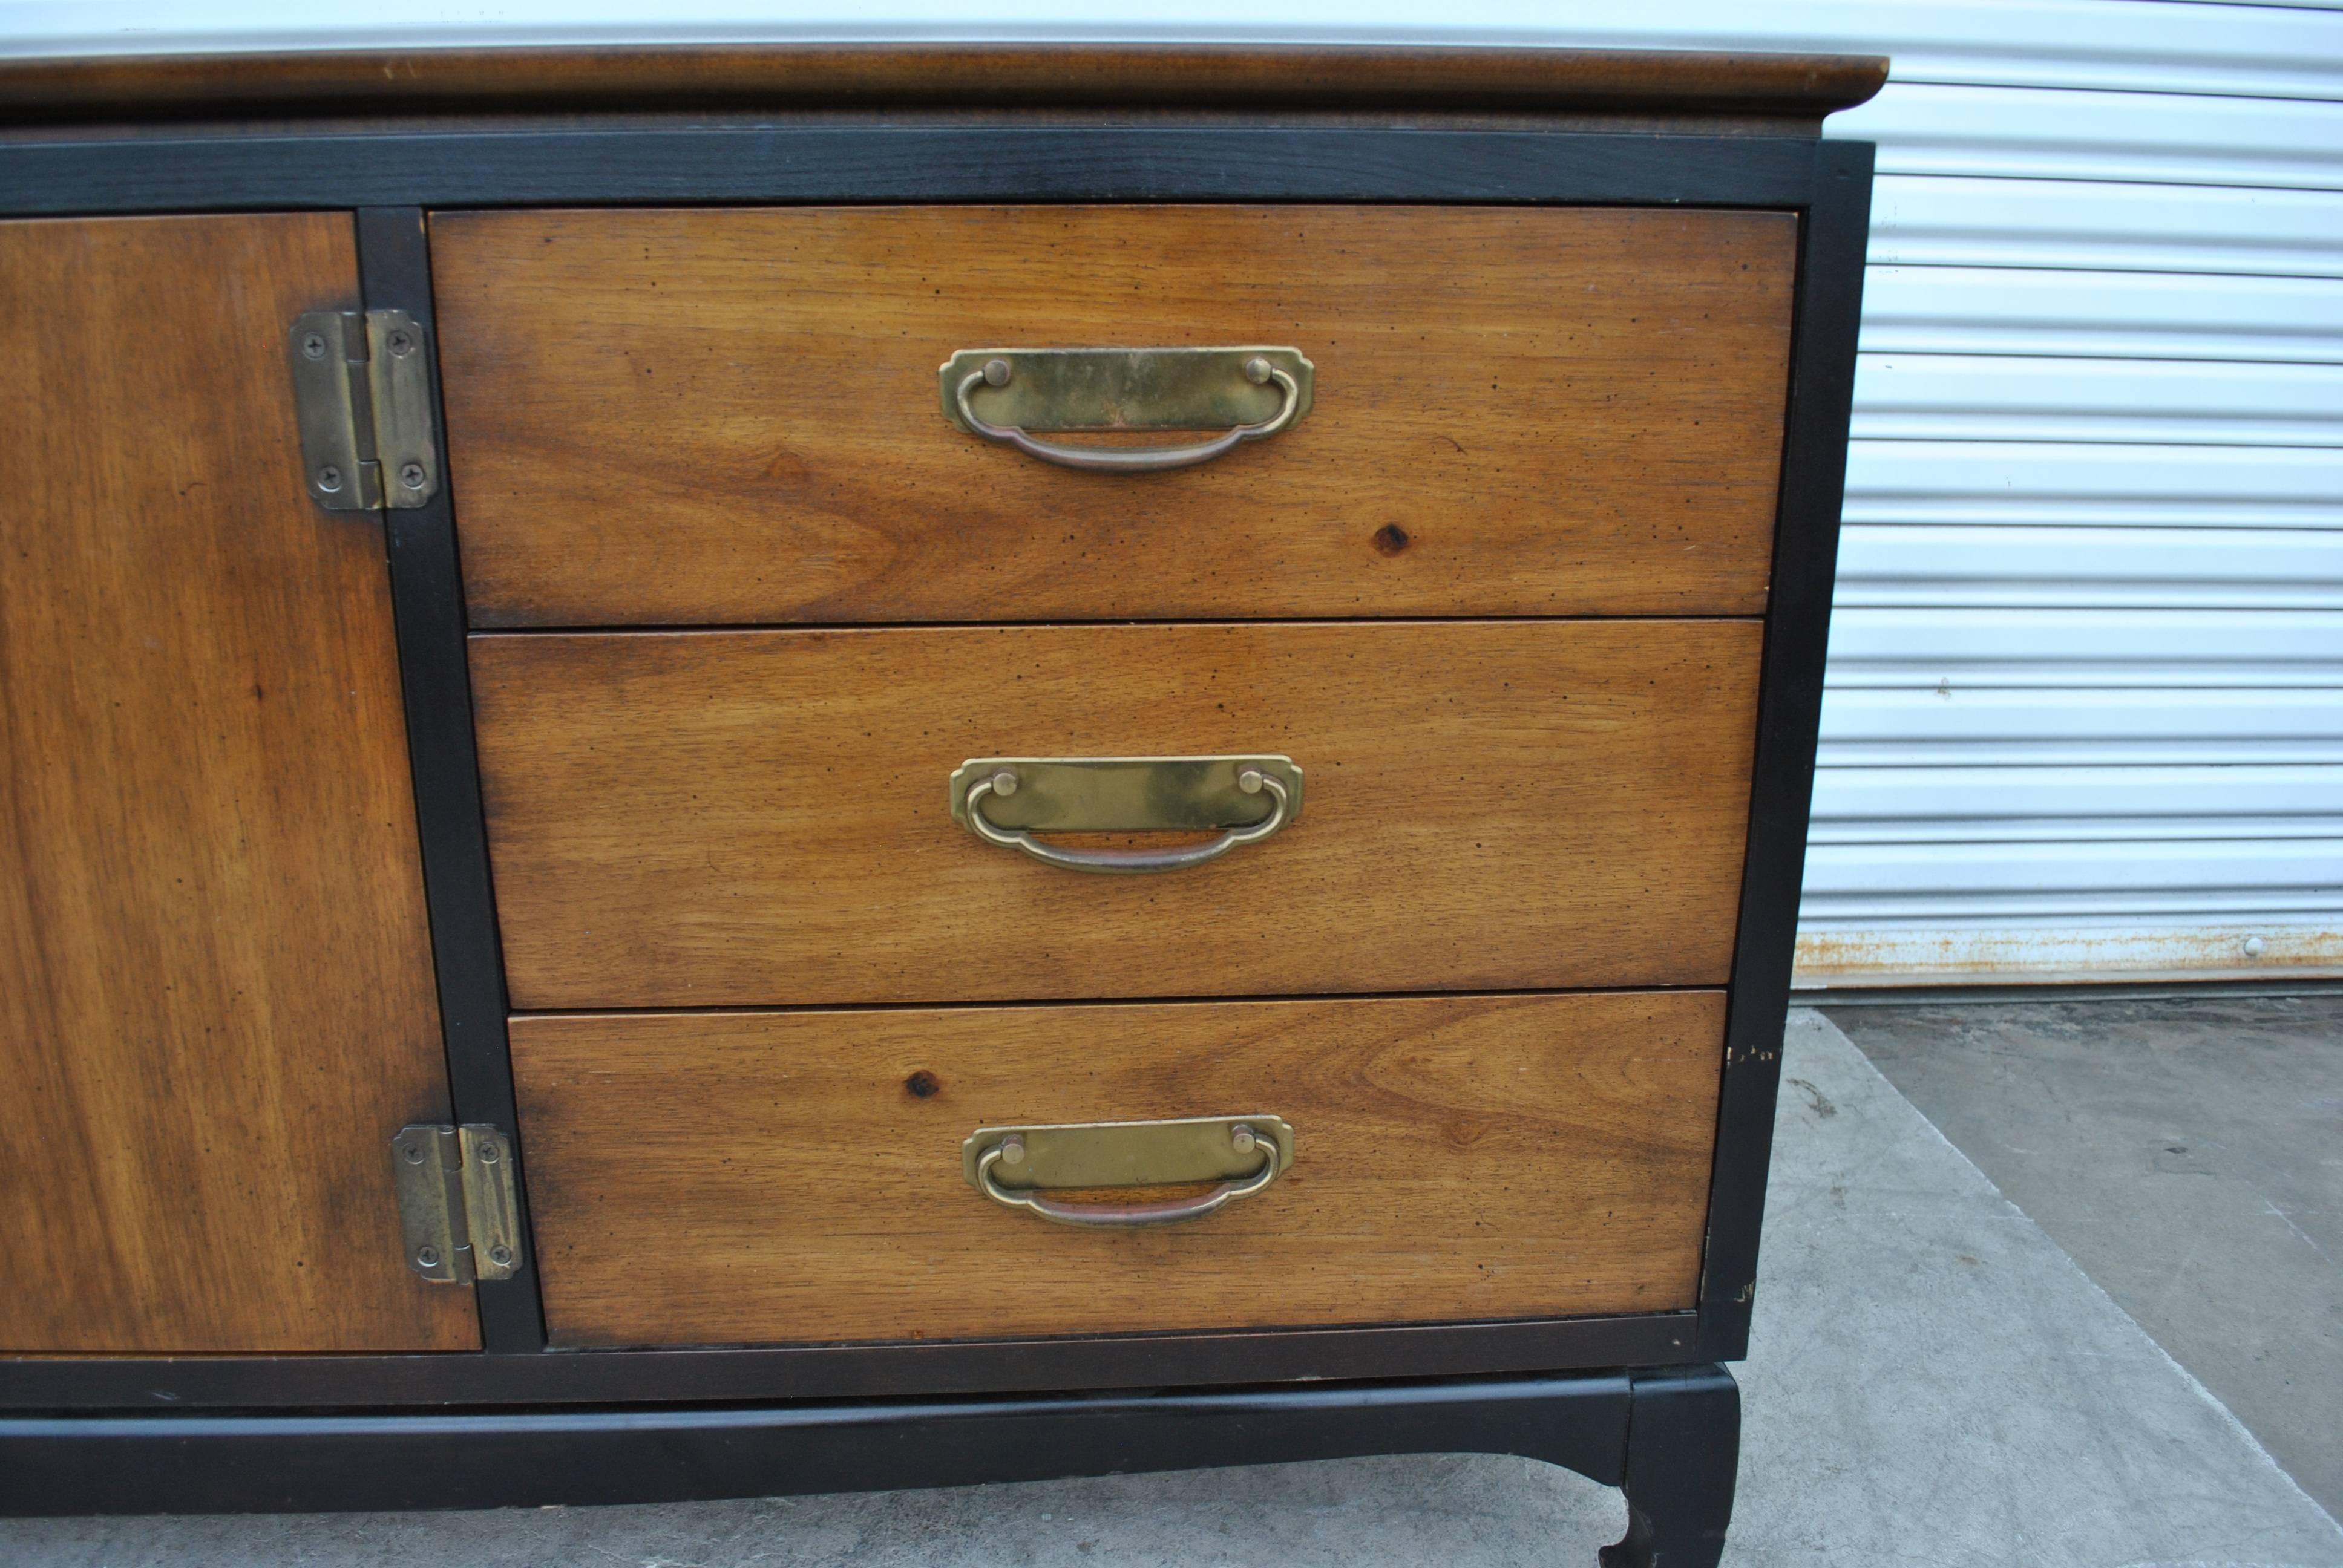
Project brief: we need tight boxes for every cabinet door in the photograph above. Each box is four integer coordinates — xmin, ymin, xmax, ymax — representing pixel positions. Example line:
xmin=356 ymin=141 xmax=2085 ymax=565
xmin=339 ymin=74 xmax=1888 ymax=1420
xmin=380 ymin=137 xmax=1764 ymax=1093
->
xmin=0 ymin=215 xmax=477 ymax=1352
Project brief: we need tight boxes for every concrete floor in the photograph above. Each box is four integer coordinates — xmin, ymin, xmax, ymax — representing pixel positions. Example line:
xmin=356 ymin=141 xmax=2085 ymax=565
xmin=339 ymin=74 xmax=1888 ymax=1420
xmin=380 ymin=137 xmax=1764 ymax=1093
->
xmin=5 ymin=1008 xmax=2338 ymax=1566
xmin=1827 ymin=993 xmax=2343 ymax=1518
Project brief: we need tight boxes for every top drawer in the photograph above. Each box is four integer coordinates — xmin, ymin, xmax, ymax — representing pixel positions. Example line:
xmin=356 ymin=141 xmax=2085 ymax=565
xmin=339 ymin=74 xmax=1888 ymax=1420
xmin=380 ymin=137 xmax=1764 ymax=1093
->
xmin=432 ymin=205 xmax=1797 ymax=627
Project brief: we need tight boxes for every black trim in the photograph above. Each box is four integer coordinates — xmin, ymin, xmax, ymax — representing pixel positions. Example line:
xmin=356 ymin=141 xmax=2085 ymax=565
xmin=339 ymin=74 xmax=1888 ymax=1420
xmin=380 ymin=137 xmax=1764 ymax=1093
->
xmin=0 ymin=1313 xmax=1690 ymax=1412
xmin=356 ymin=206 xmax=545 ymax=1354
xmin=0 ymin=1365 xmax=1743 ymax=1566
xmin=1694 ymin=140 xmax=1872 ymax=1362
xmin=0 ymin=126 xmax=1819 ymax=214
xmin=0 ymin=1371 xmax=1637 ymax=1517
xmin=1608 ymin=1365 xmax=1741 ymax=1567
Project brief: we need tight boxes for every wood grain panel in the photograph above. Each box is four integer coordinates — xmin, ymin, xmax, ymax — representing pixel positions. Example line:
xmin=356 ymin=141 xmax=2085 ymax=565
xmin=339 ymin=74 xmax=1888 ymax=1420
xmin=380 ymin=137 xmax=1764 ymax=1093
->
xmin=0 ymin=215 xmax=477 ymax=1353
xmin=471 ymin=619 xmax=1761 ymax=1007
xmin=513 ymin=990 xmax=1725 ymax=1346
xmin=433 ymin=206 xmax=1796 ymax=625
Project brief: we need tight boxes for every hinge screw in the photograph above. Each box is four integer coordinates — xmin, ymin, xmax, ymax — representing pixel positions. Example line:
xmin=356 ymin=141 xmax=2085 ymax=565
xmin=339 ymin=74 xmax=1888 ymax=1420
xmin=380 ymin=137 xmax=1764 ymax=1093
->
xmin=385 ymin=328 xmax=416 ymax=357
xmin=416 ymin=1246 xmax=441 ymax=1269
xmin=315 ymin=466 xmax=343 ymax=494
xmin=399 ymin=1142 xmax=423 ymax=1164
xmin=398 ymin=461 xmax=428 ymax=491
xmin=488 ymin=1244 xmax=515 ymax=1268
xmin=300 ymin=332 xmax=328 ymax=360
xmin=477 ymin=1142 xmax=500 ymax=1165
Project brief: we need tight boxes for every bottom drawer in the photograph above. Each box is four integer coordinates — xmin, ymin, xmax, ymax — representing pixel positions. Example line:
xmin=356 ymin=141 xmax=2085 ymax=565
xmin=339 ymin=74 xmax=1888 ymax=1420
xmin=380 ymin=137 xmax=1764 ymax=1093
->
xmin=512 ymin=991 xmax=1725 ymax=1348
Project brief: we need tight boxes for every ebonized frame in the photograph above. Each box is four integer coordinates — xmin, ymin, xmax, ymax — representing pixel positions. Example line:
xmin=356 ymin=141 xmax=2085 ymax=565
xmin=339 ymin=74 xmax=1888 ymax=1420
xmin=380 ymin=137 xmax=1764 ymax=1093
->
xmin=0 ymin=1364 xmax=1742 ymax=1568
xmin=6 ymin=1373 xmax=1644 ymax=1514
xmin=0 ymin=124 xmax=1867 ymax=1431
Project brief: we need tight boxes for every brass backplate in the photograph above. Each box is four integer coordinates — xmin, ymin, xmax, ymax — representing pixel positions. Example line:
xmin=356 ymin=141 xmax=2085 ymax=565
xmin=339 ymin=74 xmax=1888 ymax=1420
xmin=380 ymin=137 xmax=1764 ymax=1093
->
xmin=289 ymin=310 xmax=383 ymax=512
xmin=949 ymin=755 xmax=1303 ymax=833
xmin=363 ymin=309 xmax=441 ymax=510
xmin=392 ymin=1123 xmax=465 ymax=1282
xmin=963 ymin=1116 xmax=1295 ymax=1192
xmin=940 ymin=347 xmax=1314 ymax=433
xmin=456 ymin=1125 xmax=524 ymax=1282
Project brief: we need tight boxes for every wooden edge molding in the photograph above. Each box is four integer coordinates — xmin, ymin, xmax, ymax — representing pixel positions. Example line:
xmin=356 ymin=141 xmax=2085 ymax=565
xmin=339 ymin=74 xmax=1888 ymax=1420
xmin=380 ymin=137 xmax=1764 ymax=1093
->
xmin=0 ymin=44 xmax=1890 ymax=125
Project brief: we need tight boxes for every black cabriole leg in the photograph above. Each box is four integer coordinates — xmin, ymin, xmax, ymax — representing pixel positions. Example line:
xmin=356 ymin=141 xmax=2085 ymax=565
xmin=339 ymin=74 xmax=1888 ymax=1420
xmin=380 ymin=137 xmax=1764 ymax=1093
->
xmin=1599 ymin=1364 xmax=1740 ymax=1568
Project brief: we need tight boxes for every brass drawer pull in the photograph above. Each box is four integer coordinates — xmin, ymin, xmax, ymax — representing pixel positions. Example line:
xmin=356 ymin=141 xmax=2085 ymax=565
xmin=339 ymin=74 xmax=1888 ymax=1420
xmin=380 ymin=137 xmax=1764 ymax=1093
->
xmin=950 ymin=755 xmax=1302 ymax=875
xmin=940 ymin=346 xmax=1312 ymax=472
xmin=963 ymin=1116 xmax=1294 ymax=1229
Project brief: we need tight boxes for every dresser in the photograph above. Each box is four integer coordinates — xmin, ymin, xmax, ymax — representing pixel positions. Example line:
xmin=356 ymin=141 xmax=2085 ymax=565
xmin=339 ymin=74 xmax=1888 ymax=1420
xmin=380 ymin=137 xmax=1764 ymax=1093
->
xmin=0 ymin=44 xmax=1882 ymax=1566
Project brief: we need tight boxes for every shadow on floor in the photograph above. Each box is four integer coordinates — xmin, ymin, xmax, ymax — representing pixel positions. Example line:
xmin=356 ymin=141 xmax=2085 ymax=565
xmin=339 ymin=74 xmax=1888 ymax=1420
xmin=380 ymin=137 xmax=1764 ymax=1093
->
xmin=1826 ymin=993 xmax=2343 ymax=1518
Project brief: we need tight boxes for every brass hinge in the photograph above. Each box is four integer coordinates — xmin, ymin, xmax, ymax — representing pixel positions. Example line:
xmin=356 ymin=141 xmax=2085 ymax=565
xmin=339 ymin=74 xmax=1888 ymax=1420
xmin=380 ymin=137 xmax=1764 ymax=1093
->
xmin=391 ymin=1124 xmax=523 ymax=1285
xmin=288 ymin=309 xmax=441 ymax=512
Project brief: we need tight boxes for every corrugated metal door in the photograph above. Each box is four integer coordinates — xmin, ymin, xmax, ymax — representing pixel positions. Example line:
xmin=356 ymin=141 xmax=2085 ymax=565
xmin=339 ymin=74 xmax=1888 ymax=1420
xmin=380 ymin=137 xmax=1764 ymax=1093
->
xmin=1798 ymin=1 xmax=2343 ymax=984
xmin=9 ymin=0 xmax=2340 ymax=986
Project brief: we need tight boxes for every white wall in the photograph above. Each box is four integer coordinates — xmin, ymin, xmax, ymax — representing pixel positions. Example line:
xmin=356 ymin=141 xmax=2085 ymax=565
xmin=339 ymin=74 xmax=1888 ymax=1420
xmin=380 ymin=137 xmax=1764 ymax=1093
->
xmin=10 ymin=0 xmax=2340 ymax=987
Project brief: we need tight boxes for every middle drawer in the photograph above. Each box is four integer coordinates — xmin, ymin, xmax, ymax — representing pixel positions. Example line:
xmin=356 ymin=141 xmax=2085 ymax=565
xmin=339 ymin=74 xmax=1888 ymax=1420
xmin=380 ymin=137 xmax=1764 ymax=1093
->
xmin=471 ymin=619 xmax=1761 ymax=1009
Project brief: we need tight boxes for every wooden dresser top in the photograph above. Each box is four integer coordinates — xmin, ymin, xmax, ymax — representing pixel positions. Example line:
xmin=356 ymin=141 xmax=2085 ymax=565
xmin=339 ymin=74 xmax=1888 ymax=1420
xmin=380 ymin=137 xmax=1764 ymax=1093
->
xmin=0 ymin=43 xmax=1889 ymax=129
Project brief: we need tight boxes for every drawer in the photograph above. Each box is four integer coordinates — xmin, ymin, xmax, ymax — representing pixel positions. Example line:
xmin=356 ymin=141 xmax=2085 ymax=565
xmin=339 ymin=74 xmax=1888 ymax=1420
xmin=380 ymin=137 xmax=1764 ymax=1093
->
xmin=511 ymin=990 xmax=1726 ymax=1347
xmin=471 ymin=619 xmax=1763 ymax=1008
xmin=432 ymin=204 xmax=1797 ymax=627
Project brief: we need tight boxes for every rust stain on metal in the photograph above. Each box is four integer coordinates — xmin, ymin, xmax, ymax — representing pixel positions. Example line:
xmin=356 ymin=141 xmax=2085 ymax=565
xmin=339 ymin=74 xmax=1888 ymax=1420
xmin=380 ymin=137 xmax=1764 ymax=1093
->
xmin=1792 ymin=926 xmax=2343 ymax=990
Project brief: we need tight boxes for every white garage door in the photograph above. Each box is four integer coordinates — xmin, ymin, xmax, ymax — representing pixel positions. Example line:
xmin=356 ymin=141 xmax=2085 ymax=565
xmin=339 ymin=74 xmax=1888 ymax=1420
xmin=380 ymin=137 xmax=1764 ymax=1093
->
xmin=9 ymin=0 xmax=2341 ymax=987
xmin=1757 ymin=2 xmax=2343 ymax=986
